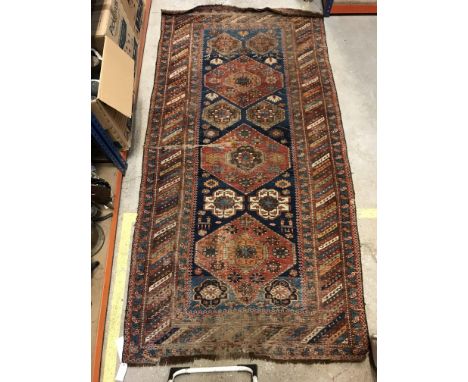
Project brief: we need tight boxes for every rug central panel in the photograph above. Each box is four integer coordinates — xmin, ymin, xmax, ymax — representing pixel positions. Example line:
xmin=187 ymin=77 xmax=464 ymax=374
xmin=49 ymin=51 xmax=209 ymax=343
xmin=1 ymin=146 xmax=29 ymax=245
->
xmin=191 ymin=27 xmax=302 ymax=311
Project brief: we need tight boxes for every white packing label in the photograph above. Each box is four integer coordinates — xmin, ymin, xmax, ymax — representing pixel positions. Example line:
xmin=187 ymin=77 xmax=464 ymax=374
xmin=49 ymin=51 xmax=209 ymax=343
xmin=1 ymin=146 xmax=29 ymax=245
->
xmin=115 ymin=363 xmax=128 ymax=382
xmin=115 ymin=337 xmax=127 ymax=382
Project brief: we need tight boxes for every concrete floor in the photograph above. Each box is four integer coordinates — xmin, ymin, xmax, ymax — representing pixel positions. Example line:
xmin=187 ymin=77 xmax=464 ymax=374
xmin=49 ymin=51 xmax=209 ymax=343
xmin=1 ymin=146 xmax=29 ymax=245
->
xmin=109 ymin=2 xmax=376 ymax=381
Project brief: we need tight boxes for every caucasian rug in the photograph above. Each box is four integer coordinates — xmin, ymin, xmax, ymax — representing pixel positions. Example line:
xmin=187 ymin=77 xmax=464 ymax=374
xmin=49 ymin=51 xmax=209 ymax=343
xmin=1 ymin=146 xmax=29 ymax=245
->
xmin=124 ymin=6 xmax=368 ymax=364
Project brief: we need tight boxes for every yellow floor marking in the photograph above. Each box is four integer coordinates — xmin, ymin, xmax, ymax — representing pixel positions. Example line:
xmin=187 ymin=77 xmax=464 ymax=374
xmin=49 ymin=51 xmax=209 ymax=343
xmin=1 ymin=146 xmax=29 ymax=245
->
xmin=101 ymin=213 xmax=137 ymax=382
xmin=357 ymin=208 xmax=377 ymax=219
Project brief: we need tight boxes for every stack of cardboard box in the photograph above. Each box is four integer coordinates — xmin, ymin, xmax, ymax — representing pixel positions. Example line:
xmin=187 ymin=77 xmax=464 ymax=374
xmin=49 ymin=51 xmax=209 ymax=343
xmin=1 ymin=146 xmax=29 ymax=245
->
xmin=91 ymin=0 xmax=145 ymax=150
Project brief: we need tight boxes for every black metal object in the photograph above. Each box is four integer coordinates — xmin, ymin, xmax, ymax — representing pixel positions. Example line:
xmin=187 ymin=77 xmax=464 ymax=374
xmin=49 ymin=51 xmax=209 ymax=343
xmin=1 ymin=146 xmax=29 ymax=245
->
xmin=91 ymin=221 xmax=105 ymax=256
xmin=119 ymin=19 xmax=127 ymax=49
xmin=323 ymin=0 xmax=334 ymax=16
xmin=135 ymin=0 xmax=144 ymax=31
xmin=167 ymin=364 xmax=259 ymax=382
xmin=167 ymin=367 xmax=187 ymax=382
xmin=239 ymin=364 xmax=258 ymax=379
xmin=91 ymin=261 xmax=100 ymax=273
xmin=91 ymin=113 xmax=128 ymax=174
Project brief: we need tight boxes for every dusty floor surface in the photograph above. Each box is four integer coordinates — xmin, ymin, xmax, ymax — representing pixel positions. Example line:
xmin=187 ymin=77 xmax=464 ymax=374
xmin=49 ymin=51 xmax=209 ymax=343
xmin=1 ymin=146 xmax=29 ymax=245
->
xmin=104 ymin=1 xmax=376 ymax=380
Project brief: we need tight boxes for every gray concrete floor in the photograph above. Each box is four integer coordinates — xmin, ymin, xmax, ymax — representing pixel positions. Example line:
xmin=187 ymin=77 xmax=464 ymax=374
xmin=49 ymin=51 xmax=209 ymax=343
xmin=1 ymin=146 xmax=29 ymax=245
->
xmin=109 ymin=3 xmax=376 ymax=381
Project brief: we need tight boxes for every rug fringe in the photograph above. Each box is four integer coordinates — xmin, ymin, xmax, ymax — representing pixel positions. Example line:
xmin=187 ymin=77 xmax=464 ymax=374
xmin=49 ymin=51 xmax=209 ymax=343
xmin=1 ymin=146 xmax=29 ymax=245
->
xmin=161 ymin=5 xmax=323 ymax=18
xmin=125 ymin=351 xmax=368 ymax=367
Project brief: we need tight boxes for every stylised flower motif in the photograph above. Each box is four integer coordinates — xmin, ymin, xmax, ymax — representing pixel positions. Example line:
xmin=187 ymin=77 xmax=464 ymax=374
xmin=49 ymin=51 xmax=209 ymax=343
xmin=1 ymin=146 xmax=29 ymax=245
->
xmin=194 ymin=214 xmax=296 ymax=305
xmin=266 ymin=260 xmax=281 ymax=273
xmin=204 ymin=128 xmax=219 ymax=139
xmin=266 ymin=75 xmax=278 ymax=84
xmin=194 ymin=279 xmax=228 ymax=307
xmin=275 ymin=179 xmax=291 ymax=189
xmin=262 ymin=196 xmax=279 ymax=210
xmin=206 ymin=92 xmax=219 ymax=100
xmin=235 ymin=245 xmax=256 ymax=259
xmin=238 ymin=128 xmax=251 ymax=138
xmin=224 ymin=225 xmax=238 ymax=234
xmin=273 ymin=247 xmax=290 ymax=259
xmin=210 ymin=58 xmax=223 ymax=65
xmin=267 ymin=94 xmax=282 ymax=103
xmin=238 ymin=178 xmax=255 ymax=189
xmin=289 ymin=269 xmax=298 ymax=277
xmin=250 ymin=272 xmax=265 ymax=284
xmin=210 ymin=260 xmax=225 ymax=271
xmin=247 ymin=32 xmax=277 ymax=55
xmin=205 ymin=56 xmax=283 ymax=107
xmin=227 ymin=271 xmax=243 ymax=283
xmin=201 ymin=124 xmax=290 ymax=194
xmin=204 ymin=189 xmax=244 ymax=218
xmin=202 ymin=99 xmax=241 ymax=130
xmin=204 ymin=179 xmax=219 ymax=189
xmin=229 ymin=145 xmax=263 ymax=171
xmin=253 ymin=225 xmax=267 ymax=236
xmin=269 ymin=128 xmax=284 ymax=139
xmin=202 ymin=247 xmax=217 ymax=258
xmin=247 ymin=100 xmax=285 ymax=130
xmin=208 ymin=33 xmax=242 ymax=56
xmin=249 ymin=189 xmax=290 ymax=220
xmin=264 ymin=236 xmax=279 ymax=246
xmin=265 ymin=280 xmax=298 ymax=306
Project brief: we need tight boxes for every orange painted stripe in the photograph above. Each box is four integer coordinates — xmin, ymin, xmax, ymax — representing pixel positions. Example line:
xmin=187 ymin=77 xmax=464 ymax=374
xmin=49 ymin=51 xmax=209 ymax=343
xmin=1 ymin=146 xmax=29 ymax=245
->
xmin=92 ymin=151 xmax=127 ymax=382
xmin=331 ymin=3 xmax=377 ymax=14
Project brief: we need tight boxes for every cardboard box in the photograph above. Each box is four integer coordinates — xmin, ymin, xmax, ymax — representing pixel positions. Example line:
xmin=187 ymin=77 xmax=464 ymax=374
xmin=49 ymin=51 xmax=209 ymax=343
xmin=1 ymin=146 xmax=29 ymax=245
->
xmin=92 ymin=0 xmax=139 ymax=61
xmin=121 ymin=0 xmax=145 ymax=33
xmin=91 ymin=37 xmax=134 ymax=149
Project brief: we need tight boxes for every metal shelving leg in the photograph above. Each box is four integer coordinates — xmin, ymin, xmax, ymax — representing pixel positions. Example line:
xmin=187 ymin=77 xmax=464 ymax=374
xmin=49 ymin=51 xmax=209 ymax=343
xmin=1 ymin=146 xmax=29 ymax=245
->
xmin=323 ymin=0 xmax=334 ymax=16
xmin=91 ymin=113 xmax=127 ymax=175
